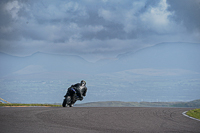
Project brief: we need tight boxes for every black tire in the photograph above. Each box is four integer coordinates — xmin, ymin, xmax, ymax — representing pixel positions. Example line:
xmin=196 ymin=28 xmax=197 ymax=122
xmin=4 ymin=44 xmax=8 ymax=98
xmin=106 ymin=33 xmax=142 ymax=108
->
xmin=62 ymin=99 xmax=67 ymax=107
xmin=67 ymin=96 xmax=72 ymax=107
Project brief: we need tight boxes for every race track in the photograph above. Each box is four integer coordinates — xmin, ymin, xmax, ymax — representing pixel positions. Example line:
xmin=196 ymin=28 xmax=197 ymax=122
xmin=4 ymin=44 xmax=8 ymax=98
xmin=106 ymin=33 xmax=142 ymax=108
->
xmin=0 ymin=107 xmax=199 ymax=133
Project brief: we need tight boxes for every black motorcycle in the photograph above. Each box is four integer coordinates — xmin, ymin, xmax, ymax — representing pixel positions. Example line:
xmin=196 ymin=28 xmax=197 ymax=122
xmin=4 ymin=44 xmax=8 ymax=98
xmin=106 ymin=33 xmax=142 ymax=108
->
xmin=62 ymin=87 xmax=81 ymax=107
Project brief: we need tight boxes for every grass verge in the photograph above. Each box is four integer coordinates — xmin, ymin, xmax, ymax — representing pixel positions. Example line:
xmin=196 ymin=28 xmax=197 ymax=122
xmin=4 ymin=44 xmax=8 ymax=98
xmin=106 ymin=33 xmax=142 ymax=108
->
xmin=186 ymin=108 xmax=200 ymax=120
xmin=0 ymin=103 xmax=61 ymax=107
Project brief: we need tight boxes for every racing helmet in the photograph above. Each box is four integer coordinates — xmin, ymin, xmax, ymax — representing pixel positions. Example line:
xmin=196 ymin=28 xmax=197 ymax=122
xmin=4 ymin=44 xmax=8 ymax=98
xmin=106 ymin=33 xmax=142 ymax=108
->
xmin=81 ymin=80 xmax=86 ymax=85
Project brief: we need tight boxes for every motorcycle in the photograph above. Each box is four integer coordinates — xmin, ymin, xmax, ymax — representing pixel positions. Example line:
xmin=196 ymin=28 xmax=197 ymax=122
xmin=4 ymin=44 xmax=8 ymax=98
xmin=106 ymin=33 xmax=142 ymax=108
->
xmin=62 ymin=87 xmax=82 ymax=107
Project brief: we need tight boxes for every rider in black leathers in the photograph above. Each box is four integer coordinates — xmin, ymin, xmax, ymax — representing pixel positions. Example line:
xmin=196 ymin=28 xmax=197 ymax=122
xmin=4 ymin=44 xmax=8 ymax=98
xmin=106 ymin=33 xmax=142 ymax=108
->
xmin=64 ymin=80 xmax=87 ymax=105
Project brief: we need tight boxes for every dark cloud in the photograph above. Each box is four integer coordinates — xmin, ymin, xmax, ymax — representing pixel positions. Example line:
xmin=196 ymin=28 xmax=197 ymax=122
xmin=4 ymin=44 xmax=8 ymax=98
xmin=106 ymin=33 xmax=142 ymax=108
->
xmin=0 ymin=0 xmax=199 ymax=61
xmin=167 ymin=0 xmax=200 ymax=32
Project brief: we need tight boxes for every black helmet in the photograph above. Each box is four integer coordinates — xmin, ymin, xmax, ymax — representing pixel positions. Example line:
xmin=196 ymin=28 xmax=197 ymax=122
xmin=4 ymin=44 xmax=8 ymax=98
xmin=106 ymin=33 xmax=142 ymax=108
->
xmin=81 ymin=80 xmax=86 ymax=85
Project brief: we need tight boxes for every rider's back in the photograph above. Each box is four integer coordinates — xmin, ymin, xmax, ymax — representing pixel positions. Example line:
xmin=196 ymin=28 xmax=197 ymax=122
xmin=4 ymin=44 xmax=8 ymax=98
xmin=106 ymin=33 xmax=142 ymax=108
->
xmin=72 ymin=83 xmax=87 ymax=97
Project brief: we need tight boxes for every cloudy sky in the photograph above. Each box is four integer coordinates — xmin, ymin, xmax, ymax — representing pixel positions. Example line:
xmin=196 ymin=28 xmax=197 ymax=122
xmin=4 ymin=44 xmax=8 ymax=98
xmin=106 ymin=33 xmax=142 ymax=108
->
xmin=0 ymin=0 xmax=200 ymax=61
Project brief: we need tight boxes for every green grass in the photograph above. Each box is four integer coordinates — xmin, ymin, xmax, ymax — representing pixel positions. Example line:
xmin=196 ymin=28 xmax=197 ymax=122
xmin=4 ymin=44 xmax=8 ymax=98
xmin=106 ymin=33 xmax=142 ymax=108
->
xmin=186 ymin=109 xmax=200 ymax=120
xmin=0 ymin=103 xmax=61 ymax=107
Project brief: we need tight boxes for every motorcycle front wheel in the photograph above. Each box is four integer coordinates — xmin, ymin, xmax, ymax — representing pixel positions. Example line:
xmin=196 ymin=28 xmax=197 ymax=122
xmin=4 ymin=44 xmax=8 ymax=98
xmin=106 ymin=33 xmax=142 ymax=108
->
xmin=62 ymin=98 xmax=67 ymax=107
xmin=66 ymin=96 xmax=73 ymax=107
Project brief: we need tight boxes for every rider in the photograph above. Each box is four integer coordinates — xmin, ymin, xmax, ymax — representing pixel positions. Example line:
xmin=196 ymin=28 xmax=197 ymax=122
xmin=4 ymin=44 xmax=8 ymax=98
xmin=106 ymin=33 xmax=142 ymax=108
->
xmin=65 ymin=80 xmax=87 ymax=103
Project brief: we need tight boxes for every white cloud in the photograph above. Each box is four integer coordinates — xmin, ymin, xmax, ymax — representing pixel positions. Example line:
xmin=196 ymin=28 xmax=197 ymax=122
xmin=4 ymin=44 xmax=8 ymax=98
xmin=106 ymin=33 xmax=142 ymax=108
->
xmin=4 ymin=1 xmax=21 ymax=19
xmin=123 ymin=1 xmax=146 ymax=33
xmin=28 ymin=1 xmax=88 ymax=22
xmin=98 ymin=9 xmax=114 ymax=22
xmin=98 ymin=0 xmax=182 ymax=34
xmin=140 ymin=0 xmax=174 ymax=33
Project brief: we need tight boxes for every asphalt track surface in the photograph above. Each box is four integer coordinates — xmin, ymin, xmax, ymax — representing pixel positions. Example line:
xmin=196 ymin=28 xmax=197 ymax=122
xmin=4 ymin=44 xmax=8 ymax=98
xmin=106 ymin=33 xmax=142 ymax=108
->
xmin=0 ymin=107 xmax=199 ymax=133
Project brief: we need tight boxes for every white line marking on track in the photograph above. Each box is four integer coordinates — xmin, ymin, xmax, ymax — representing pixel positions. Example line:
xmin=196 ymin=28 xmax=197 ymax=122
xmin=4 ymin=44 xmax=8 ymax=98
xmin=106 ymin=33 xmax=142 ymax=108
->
xmin=182 ymin=111 xmax=200 ymax=122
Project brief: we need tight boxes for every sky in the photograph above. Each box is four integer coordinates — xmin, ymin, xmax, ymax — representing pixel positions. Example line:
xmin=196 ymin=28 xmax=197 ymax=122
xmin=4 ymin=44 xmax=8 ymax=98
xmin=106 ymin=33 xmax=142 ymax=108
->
xmin=0 ymin=0 xmax=200 ymax=62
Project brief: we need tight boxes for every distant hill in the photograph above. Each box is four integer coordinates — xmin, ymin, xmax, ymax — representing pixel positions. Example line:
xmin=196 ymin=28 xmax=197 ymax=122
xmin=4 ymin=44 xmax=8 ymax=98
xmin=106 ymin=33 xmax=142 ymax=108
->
xmin=172 ymin=99 xmax=200 ymax=108
xmin=108 ymin=42 xmax=200 ymax=73
xmin=76 ymin=99 xmax=200 ymax=108
xmin=0 ymin=52 xmax=92 ymax=78
xmin=0 ymin=42 xmax=200 ymax=103
xmin=1 ymin=42 xmax=200 ymax=78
